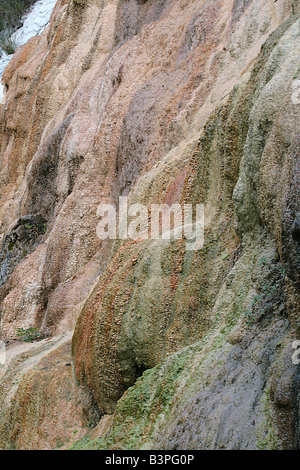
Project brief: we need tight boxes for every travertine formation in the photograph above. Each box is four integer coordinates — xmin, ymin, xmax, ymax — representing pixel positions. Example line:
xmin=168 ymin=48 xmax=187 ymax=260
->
xmin=0 ymin=0 xmax=299 ymax=449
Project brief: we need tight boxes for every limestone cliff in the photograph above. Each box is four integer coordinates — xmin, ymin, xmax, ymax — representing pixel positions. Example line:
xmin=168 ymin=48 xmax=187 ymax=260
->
xmin=0 ymin=0 xmax=299 ymax=450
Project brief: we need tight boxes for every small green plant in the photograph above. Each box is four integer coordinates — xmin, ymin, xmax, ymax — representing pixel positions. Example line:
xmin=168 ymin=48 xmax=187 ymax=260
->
xmin=293 ymin=67 xmax=300 ymax=80
xmin=244 ymin=308 xmax=255 ymax=325
xmin=0 ymin=0 xmax=38 ymax=35
xmin=258 ymin=256 xmax=268 ymax=267
xmin=0 ymin=36 xmax=17 ymax=55
xmin=16 ymin=327 xmax=41 ymax=342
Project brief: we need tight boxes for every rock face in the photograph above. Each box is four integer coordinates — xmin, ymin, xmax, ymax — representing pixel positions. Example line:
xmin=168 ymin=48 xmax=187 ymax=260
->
xmin=0 ymin=0 xmax=299 ymax=450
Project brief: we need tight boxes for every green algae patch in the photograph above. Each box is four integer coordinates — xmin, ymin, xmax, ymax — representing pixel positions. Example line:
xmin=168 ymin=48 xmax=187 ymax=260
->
xmin=70 ymin=345 xmax=195 ymax=450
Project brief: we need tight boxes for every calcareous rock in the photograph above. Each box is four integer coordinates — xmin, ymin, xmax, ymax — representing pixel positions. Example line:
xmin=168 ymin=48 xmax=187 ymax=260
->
xmin=0 ymin=0 xmax=299 ymax=450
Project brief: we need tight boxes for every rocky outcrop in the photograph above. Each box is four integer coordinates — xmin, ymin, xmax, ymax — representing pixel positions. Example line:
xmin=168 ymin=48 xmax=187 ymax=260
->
xmin=0 ymin=0 xmax=299 ymax=449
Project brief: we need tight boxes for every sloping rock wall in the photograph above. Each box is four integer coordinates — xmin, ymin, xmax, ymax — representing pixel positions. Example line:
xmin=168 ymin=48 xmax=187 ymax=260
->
xmin=0 ymin=0 xmax=299 ymax=449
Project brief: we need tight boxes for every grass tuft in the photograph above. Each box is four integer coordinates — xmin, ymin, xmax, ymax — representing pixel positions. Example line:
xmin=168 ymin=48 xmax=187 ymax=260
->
xmin=0 ymin=32 xmax=18 ymax=55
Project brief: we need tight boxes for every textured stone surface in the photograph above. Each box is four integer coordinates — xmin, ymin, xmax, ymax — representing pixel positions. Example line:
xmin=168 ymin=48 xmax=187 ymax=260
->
xmin=0 ymin=0 xmax=299 ymax=450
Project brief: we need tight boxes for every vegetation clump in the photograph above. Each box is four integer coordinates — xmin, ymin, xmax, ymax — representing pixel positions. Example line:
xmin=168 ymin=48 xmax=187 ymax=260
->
xmin=0 ymin=0 xmax=38 ymax=34
xmin=0 ymin=32 xmax=17 ymax=55
xmin=0 ymin=0 xmax=39 ymax=55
